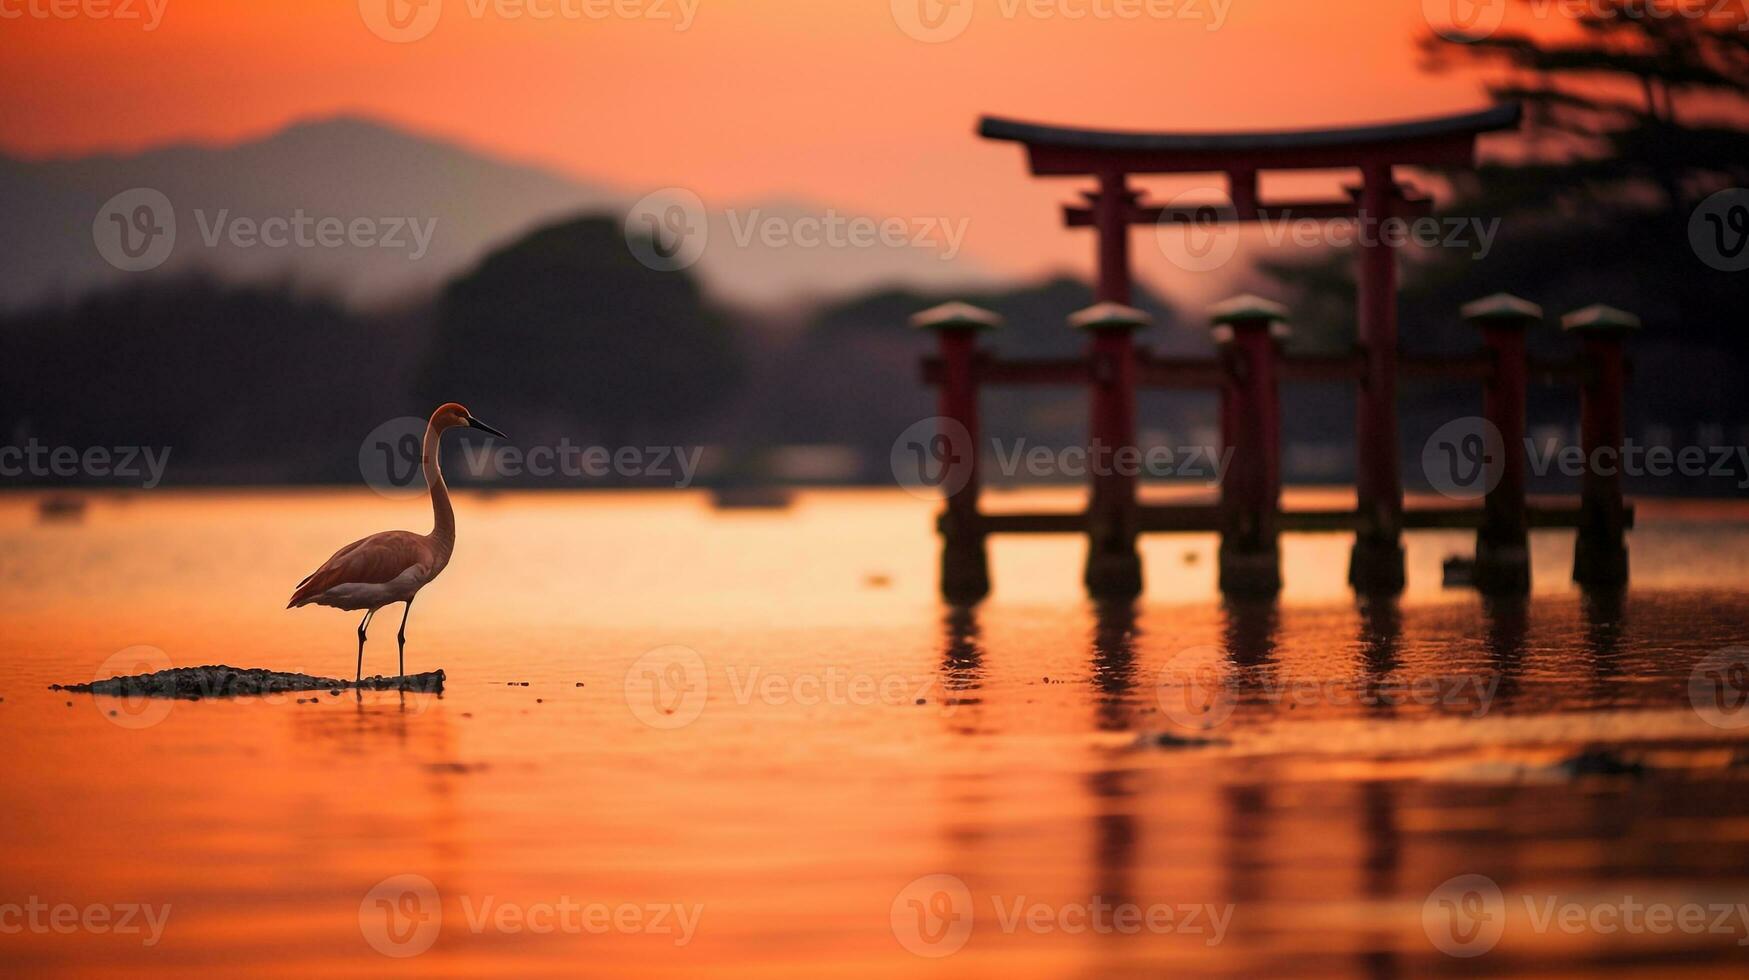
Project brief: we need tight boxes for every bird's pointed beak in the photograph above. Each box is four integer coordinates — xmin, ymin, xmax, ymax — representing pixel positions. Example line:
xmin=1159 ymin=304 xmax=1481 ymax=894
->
xmin=465 ymin=416 xmax=508 ymax=439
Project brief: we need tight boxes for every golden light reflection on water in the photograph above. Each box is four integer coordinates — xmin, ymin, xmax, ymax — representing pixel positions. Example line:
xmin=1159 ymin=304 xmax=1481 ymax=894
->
xmin=2 ymin=490 xmax=1749 ymax=977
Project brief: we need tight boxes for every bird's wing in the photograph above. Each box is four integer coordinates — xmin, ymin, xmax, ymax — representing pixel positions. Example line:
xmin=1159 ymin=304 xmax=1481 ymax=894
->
xmin=288 ymin=531 xmax=431 ymax=607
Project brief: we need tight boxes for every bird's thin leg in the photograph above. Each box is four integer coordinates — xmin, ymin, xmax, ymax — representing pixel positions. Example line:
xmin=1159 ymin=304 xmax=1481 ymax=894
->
xmin=356 ymin=608 xmax=377 ymax=685
xmin=396 ymin=598 xmax=414 ymax=684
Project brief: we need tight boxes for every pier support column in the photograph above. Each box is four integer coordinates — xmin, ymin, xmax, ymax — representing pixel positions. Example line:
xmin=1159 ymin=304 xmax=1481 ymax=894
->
xmin=912 ymin=302 xmax=1004 ymax=603
xmin=1463 ymin=294 xmax=1541 ymax=595
xmin=1348 ymin=165 xmax=1407 ymax=594
xmin=1211 ymin=295 xmax=1288 ymax=596
xmin=1070 ymin=302 xmax=1152 ymax=600
xmin=1563 ymin=304 xmax=1638 ymax=589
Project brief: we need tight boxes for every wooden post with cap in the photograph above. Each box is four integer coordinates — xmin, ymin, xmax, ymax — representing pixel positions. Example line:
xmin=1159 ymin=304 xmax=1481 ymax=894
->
xmin=1564 ymin=304 xmax=1637 ymax=588
xmin=1211 ymin=295 xmax=1288 ymax=596
xmin=912 ymin=301 xmax=1002 ymax=603
xmin=1464 ymin=293 xmax=1540 ymax=595
xmin=1348 ymin=164 xmax=1408 ymax=595
xmin=1070 ymin=301 xmax=1151 ymax=599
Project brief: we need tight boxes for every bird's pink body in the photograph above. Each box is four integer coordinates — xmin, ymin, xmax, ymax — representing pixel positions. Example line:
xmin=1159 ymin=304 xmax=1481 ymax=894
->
xmin=287 ymin=530 xmax=447 ymax=611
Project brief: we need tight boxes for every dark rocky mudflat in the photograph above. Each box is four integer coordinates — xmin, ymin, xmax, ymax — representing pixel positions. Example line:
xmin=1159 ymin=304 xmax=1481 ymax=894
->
xmin=53 ymin=666 xmax=445 ymax=699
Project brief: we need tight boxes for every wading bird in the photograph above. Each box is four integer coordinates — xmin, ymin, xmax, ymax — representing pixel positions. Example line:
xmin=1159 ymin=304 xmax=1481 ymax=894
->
xmin=288 ymin=403 xmax=507 ymax=683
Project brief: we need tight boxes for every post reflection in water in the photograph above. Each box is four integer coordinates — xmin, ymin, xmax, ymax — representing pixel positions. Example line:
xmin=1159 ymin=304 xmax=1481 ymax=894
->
xmin=1581 ymin=586 xmax=1627 ymax=684
xmin=1222 ymin=597 xmax=1279 ymax=671
xmin=1217 ymin=598 xmax=1279 ymax=958
xmin=940 ymin=604 xmax=985 ymax=694
xmin=1090 ymin=600 xmax=1139 ymax=733
xmin=940 ymin=604 xmax=985 ymax=736
xmin=1356 ymin=595 xmax=1402 ymax=716
xmin=1355 ymin=779 xmax=1402 ymax=980
xmin=1482 ymin=593 xmax=1529 ymax=710
xmin=1087 ymin=600 xmax=1139 ymax=956
xmin=1222 ymin=597 xmax=1281 ymax=724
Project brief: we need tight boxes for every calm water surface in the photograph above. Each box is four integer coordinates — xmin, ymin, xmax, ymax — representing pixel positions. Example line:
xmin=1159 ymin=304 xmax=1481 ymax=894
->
xmin=3 ymin=490 xmax=1749 ymax=977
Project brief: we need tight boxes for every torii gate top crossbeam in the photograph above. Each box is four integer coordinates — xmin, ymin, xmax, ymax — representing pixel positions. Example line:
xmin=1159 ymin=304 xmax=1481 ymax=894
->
xmin=977 ymin=103 xmax=1522 ymax=175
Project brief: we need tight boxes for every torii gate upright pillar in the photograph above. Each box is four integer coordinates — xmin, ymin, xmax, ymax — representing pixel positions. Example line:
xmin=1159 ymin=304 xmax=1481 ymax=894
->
xmin=1348 ymin=164 xmax=1407 ymax=594
xmin=1079 ymin=171 xmax=1147 ymax=599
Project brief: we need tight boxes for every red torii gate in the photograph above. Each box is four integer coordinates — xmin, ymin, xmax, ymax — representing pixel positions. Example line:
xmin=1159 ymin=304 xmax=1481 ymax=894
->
xmin=977 ymin=103 xmax=1523 ymax=595
xmin=913 ymin=102 xmax=1636 ymax=602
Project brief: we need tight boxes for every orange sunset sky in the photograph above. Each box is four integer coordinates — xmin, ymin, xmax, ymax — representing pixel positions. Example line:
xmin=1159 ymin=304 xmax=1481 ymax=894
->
xmin=1 ymin=0 xmax=1507 ymax=292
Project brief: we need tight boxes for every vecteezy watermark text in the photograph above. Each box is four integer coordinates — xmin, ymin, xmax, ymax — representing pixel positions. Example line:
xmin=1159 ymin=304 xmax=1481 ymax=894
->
xmin=359 ymin=875 xmax=701 ymax=958
xmin=889 ymin=0 xmax=1233 ymax=43
xmin=623 ymin=646 xmax=950 ymax=729
xmin=725 ymin=209 xmax=969 ymax=260
xmin=1422 ymin=418 xmax=1749 ymax=499
xmin=457 ymin=441 xmax=703 ymax=486
xmin=458 ymin=896 xmax=702 ymax=945
xmin=0 ymin=0 xmax=168 ymax=29
xmin=92 ymin=188 xmax=438 ymax=273
xmin=623 ymin=188 xmax=969 ymax=272
xmin=889 ymin=874 xmax=1231 ymax=958
xmin=0 ymin=898 xmax=171 ymax=946
xmin=1156 ymin=193 xmax=1502 ymax=273
xmin=890 ymin=418 xmax=1233 ymax=499
xmin=0 ymin=441 xmax=170 ymax=488
xmin=1155 ymin=645 xmax=1500 ymax=731
xmin=192 ymin=209 xmax=436 ymax=260
xmin=1424 ymin=874 xmax=1749 ymax=957
xmin=359 ymin=0 xmax=699 ymax=42
xmin=356 ymin=415 xmax=701 ymax=497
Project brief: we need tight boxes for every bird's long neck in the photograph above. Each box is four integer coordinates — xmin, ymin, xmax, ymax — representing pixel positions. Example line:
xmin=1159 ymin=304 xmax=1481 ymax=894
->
xmin=423 ymin=420 xmax=456 ymax=554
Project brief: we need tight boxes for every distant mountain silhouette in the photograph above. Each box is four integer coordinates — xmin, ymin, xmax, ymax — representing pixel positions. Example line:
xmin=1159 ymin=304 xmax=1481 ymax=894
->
xmin=0 ymin=116 xmax=996 ymax=313
xmin=0 ymin=116 xmax=621 ymax=311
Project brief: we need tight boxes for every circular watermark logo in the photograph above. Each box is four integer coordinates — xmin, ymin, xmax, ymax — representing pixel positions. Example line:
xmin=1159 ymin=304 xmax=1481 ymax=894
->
xmin=358 ymin=416 xmax=429 ymax=499
xmin=359 ymin=0 xmax=443 ymax=42
xmin=1422 ymin=416 xmax=1505 ymax=501
xmin=1423 ymin=873 xmax=1506 ymax=957
xmin=625 ymin=188 xmax=708 ymax=272
xmin=890 ymin=417 xmax=975 ymax=501
xmin=624 ymin=645 xmax=709 ymax=729
xmin=93 ymin=645 xmax=175 ymax=729
xmin=1690 ymin=188 xmax=1749 ymax=273
xmin=1422 ymin=0 xmax=1506 ymax=42
xmin=1154 ymin=645 xmax=1235 ymax=731
xmin=93 ymin=188 xmax=175 ymax=272
xmin=1690 ymin=646 xmax=1749 ymax=730
xmin=890 ymin=0 xmax=974 ymax=42
xmin=890 ymin=873 xmax=974 ymax=957
xmin=360 ymin=873 xmax=442 ymax=957
xmin=1154 ymin=190 xmax=1239 ymax=273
